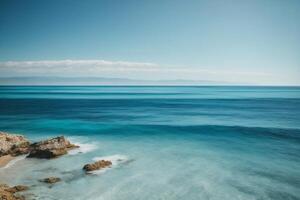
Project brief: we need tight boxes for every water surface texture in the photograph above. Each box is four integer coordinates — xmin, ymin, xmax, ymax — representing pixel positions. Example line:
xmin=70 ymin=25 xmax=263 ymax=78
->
xmin=0 ymin=86 xmax=299 ymax=200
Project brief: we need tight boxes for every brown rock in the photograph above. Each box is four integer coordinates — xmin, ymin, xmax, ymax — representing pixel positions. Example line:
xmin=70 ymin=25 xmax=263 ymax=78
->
xmin=40 ymin=177 xmax=61 ymax=184
xmin=0 ymin=184 xmax=27 ymax=200
xmin=0 ymin=132 xmax=30 ymax=157
xmin=5 ymin=185 xmax=28 ymax=193
xmin=27 ymin=136 xmax=78 ymax=159
xmin=83 ymin=160 xmax=112 ymax=172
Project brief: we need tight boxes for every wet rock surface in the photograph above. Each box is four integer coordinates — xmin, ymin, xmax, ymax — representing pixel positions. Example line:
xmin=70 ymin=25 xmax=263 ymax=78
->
xmin=83 ymin=160 xmax=112 ymax=172
xmin=27 ymin=136 xmax=78 ymax=159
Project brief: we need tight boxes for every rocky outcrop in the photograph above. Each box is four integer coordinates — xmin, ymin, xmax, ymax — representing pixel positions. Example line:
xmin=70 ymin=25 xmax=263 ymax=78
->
xmin=5 ymin=185 xmax=28 ymax=193
xmin=83 ymin=160 xmax=112 ymax=172
xmin=0 ymin=184 xmax=28 ymax=200
xmin=40 ymin=177 xmax=61 ymax=184
xmin=0 ymin=132 xmax=30 ymax=157
xmin=27 ymin=136 xmax=78 ymax=159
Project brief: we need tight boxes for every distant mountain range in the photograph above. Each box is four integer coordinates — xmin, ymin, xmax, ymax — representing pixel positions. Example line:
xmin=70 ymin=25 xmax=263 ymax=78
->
xmin=0 ymin=76 xmax=234 ymax=85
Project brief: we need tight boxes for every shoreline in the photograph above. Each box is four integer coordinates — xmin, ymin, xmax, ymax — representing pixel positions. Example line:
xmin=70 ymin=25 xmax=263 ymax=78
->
xmin=0 ymin=155 xmax=15 ymax=168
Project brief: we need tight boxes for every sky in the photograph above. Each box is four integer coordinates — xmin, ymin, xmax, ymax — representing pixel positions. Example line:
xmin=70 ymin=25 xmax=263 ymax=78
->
xmin=0 ymin=0 xmax=299 ymax=85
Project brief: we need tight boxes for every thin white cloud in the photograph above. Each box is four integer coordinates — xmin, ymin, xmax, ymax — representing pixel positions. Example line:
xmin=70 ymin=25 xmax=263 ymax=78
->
xmin=0 ymin=60 xmax=158 ymax=67
xmin=0 ymin=60 xmax=158 ymax=71
xmin=0 ymin=59 xmax=161 ymax=75
xmin=0 ymin=59 xmax=267 ymax=75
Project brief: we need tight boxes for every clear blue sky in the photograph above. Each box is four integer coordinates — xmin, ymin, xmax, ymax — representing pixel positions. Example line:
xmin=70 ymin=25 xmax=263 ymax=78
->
xmin=0 ymin=0 xmax=299 ymax=85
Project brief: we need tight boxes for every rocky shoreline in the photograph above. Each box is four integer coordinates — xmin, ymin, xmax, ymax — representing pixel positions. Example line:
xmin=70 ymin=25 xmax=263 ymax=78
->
xmin=0 ymin=184 xmax=28 ymax=200
xmin=0 ymin=155 xmax=15 ymax=168
xmin=0 ymin=132 xmax=31 ymax=158
xmin=0 ymin=131 xmax=113 ymax=200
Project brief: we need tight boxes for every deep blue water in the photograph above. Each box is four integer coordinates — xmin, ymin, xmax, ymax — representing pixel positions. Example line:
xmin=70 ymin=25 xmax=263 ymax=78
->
xmin=0 ymin=86 xmax=299 ymax=200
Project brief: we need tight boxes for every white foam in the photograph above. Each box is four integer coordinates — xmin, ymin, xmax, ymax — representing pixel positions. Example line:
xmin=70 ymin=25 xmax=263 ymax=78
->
xmin=68 ymin=142 xmax=98 ymax=155
xmin=1 ymin=154 xmax=27 ymax=169
xmin=89 ymin=154 xmax=129 ymax=174
xmin=67 ymin=137 xmax=98 ymax=155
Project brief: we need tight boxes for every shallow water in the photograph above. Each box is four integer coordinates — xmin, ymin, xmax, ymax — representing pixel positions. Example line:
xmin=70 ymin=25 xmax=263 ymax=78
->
xmin=0 ymin=86 xmax=299 ymax=200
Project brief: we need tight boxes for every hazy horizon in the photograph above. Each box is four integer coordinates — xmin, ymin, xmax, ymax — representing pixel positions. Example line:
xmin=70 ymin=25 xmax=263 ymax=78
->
xmin=1 ymin=76 xmax=300 ymax=86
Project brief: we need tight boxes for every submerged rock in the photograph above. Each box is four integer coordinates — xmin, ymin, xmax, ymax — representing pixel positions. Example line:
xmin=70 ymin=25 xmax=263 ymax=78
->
xmin=40 ymin=177 xmax=61 ymax=184
xmin=83 ymin=160 xmax=112 ymax=172
xmin=0 ymin=184 xmax=28 ymax=200
xmin=27 ymin=136 xmax=78 ymax=159
xmin=0 ymin=132 xmax=30 ymax=157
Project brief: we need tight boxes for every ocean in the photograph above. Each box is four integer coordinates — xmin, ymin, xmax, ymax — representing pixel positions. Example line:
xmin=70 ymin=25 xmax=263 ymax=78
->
xmin=0 ymin=86 xmax=299 ymax=200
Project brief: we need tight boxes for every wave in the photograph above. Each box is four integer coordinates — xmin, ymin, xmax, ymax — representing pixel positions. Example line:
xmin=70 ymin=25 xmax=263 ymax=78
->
xmin=67 ymin=137 xmax=98 ymax=155
xmin=87 ymin=124 xmax=300 ymax=143
xmin=88 ymin=154 xmax=129 ymax=174
xmin=1 ymin=154 xmax=27 ymax=169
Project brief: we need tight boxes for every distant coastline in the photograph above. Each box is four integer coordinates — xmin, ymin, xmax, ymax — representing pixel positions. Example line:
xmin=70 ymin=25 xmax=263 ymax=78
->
xmin=0 ymin=76 xmax=233 ymax=86
xmin=0 ymin=76 xmax=299 ymax=86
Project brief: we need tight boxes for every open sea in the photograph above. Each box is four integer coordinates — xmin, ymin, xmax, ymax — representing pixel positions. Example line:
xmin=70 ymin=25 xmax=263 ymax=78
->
xmin=0 ymin=86 xmax=299 ymax=200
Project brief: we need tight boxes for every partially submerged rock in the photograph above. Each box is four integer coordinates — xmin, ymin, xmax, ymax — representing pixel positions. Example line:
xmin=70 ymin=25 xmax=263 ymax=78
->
xmin=40 ymin=177 xmax=61 ymax=184
xmin=83 ymin=160 xmax=112 ymax=172
xmin=28 ymin=136 xmax=78 ymax=159
xmin=0 ymin=184 xmax=28 ymax=200
xmin=0 ymin=132 xmax=30 ymax=157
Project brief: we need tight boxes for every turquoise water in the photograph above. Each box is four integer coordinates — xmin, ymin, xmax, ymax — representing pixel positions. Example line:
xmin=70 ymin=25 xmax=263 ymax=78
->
xmin=0 ymin=86 xmax=299 ymax=200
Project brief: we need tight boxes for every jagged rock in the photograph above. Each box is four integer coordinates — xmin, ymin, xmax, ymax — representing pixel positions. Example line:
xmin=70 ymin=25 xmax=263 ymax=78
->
xmin=83 ymin=160 xmax=112 ymax=172
xmin=0 ymin=184 xmax=28 ymax=200
xmin=0 ymin=132 xmax=30 ymax=157
xmin=40 ymin=177 xmax=61 ymax=184
xmin=27 ymin=136 xmax=78 ymax=159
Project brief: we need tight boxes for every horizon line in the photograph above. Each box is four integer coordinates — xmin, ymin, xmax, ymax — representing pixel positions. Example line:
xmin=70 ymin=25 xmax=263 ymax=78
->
xmin=0 ymin=84 xmax=299 ymax=87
